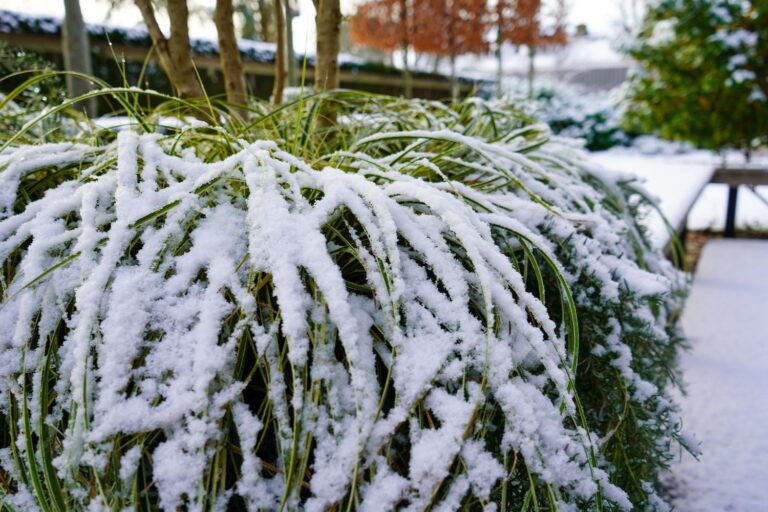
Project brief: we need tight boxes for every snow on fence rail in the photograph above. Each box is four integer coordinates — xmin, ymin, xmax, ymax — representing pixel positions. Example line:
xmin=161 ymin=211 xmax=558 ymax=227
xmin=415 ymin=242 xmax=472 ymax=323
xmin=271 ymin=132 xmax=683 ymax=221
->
xmin=0 ymin=95 xmax=689 ymax=511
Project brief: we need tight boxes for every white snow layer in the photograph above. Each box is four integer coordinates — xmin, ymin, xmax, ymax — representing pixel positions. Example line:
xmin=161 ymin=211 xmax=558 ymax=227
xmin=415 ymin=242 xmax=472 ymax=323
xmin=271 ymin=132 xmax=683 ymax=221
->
xmin=590 ymin=149 xmax=768 ymax=245
xmin=666 ymin=240 xmax=768 ymax=511
xmin=0 ymin=126 xmax=683 ymax=511
xmin=589 ymin=151 xmax=715 ymax=248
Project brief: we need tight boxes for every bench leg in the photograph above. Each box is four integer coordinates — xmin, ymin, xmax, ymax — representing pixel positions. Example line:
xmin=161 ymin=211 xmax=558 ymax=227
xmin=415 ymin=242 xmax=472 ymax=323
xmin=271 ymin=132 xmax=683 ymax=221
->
xmin=725 ymin=186 xmax=738 ymax=238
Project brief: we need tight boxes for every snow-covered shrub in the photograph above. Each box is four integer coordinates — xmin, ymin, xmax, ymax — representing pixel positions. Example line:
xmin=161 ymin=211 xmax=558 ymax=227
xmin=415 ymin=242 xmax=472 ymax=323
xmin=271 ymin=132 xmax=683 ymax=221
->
xmin=499 ymin=81 xmax=633 ymax=151
xmin=0 ymin=91 xmax=688 ymax=511
xmin=626 ymin=0 xmax=768 ymax=152
xmin=533 ymin=84 xmax=632 ymax=151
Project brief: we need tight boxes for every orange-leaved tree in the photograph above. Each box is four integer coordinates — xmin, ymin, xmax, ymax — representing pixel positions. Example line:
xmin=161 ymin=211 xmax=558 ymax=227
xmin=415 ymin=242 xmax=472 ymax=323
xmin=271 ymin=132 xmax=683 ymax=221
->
xmin=496 ymin=0 xmax=567 ymax=97
xmin=350 ymin=0 xmax=414 ymax=97
xmin=411 ymin=0 xmax=489 ymax=101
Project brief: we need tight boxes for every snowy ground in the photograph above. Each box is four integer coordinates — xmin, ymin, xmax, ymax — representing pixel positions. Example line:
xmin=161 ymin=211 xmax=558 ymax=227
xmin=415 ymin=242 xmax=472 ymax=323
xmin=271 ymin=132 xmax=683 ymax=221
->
xmin=664 ymin=240 xmax=768 ymax=511
xmin=591 ymin=148 xmax=768 ymax=509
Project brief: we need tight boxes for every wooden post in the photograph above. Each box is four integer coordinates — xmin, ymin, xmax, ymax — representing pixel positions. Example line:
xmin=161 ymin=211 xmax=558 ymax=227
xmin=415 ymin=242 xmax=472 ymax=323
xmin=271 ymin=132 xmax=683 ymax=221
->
xmin=725 ymin=186 xmax=738 ymax=238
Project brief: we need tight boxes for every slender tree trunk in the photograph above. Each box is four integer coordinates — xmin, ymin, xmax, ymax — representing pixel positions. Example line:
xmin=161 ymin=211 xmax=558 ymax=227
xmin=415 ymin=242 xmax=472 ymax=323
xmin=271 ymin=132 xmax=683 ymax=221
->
xmin=134 ymin=0 xmax=204 ymax=99
xmin=62 ymin=0 xmax=96 ymax=116
xmin=314 ymin=0 xmax=341 ymax=127
xmin=285 ymin=0 xmax=297 ymax=86
xmin=449 ymin=52 xmax=458 ymax=102
xmin=402 ymin=43 xmax=413 ymax=98
xmin=496 ymin=10 xmax=503 ymax=98
xmin=399 ymin=0 xmax=412 ymax=98
xmin=258 ymin=0 xmax=273 ymax=41
xmin=446 ymin=0 xmax=458 ymax=102
xmin=272 ymin=0 xmax=286 ymax=105
xmin=166 ymin=0 xmax=203 ymax=98
xmin=314 ymin=0 xmax=341 ymax=91
xmin=238 ymin=1 xmax=259 ymax=39
xmin=134 ymin=0 xmax=175 ymax=78
xmin=527 ymin=44 xmax=536 ymax=99
xmin=431 ymin=54 xmax=441 ymax=74
xmin=214 ymin=0 xmax=248 ymax=118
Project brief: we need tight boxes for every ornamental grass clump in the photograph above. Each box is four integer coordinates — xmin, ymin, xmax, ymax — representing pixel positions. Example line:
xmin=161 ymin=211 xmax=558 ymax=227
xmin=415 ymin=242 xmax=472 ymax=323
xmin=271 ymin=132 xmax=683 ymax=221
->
xmin=0 ymin=88 xmax=688 ymax=511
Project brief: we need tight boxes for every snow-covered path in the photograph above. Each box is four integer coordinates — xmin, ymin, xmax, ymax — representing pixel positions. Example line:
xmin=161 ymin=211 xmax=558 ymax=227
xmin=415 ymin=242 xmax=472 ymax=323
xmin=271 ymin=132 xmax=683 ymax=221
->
xmin=667 ymin=240 xmax=768 ymax=511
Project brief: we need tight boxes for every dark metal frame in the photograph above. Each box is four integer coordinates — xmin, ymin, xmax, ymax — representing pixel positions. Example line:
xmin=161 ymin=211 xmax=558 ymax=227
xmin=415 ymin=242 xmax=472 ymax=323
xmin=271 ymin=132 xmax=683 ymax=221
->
xmin=711 ymin=166 xmax=768 ymax=238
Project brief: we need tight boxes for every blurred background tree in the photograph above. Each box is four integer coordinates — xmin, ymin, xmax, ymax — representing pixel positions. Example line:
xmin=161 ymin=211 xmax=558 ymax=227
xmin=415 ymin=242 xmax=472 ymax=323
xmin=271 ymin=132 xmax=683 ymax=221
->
xmin=350 ymin=0 xmax=489 ymax=100
xmin=349 ymin=0 xmax=414 ymax=97
xmin=625 ymin=0 xmax=768 ymax=156
xmin=234 ymin=0 xmax=274 ymax=41
xmin=411 ymin=0 xmax=489 ymax=101
xmin=63 ymin=0 xmax=96 ymax=115
xmin=496 ymin=0 xmax=567 ymax=98
xmin=314 ymin=0 xmax=341 ymax=92
xmin=214 ymin=0 xmax=248 ymax=117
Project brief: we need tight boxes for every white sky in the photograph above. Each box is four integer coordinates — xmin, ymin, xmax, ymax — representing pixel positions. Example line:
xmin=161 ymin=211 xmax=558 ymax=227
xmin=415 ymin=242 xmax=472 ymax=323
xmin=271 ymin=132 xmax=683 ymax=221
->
xmin=0 ymin=0 xmax=635 ymax=53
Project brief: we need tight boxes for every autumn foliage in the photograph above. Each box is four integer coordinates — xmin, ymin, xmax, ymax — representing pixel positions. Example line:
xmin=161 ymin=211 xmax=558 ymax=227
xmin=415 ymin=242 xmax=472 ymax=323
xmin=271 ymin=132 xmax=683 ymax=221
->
xmin=350 ymin=0 xmax=567 ymax=98
xmin=350 ymin=0 xmax=489 ymax=58
xmin=412 ymin=0 xmax=489 ymax=56
xmin=351 ymin=0 xmax=565 ymax=56
xmin=497 ymin=0 xmax=567 ymax=48
xmin=349 ymin=0 xmax=409 ymax=53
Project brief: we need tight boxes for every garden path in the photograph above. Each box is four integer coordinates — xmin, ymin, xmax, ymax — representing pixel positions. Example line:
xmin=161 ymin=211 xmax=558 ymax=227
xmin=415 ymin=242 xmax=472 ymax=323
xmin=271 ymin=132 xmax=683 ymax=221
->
xmin=666 ymin=239 xmax=768 ymax=511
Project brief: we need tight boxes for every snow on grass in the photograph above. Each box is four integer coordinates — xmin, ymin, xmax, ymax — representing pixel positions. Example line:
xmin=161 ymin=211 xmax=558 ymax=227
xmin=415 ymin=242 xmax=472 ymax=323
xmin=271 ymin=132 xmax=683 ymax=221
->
xmin=0 ymin=94 xmax=688 ymax=510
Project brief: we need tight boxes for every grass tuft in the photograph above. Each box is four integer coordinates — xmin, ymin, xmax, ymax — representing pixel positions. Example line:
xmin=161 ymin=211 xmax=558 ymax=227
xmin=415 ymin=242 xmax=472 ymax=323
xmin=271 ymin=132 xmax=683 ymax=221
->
xmin=0 ymin=83 xmax=689 ymax=511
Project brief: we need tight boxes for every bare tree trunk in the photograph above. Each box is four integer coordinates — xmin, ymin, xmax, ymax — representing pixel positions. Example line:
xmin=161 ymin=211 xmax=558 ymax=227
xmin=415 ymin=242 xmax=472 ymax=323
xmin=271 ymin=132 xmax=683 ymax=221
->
xmin=62 ymin=0 xmax=96 ymax=116
xmin=237 ymin=0 xmax=259 ymax=39
xmin=449 ymin=52 xmax=458 ymax=102
xmin=214 ymin=0 xmax=248 ymax=118
xmin=446 ymin=1 xmax=457 ymax=102
xmin=134 ymin=0 xmax=204 ymax=99
xmin=527 ymin=44 xmax=536 ymax=99
xmin=166 ymin=0 xmax=203 ymax=98
xmin=285 ymin=0 xmax=297 ymax=86
xmin=313 ymin=0 xmax=341 ymax=126
xmin=314 ymin=0 xmax=341 ymax=91
xmin=431 ymin=54 xmax=440 ymax=74
xmin=402 ymin=43 xmax=413 ymax=98
xmin=272 ymin=0 xmax=286 ymax=105
xmin=496 ymin=8 xmax=503 ymax=99
xmin=399 ymin=0 xmax=412 ymax=98
xmin=258 ymin=0 xmax=273 ymax=41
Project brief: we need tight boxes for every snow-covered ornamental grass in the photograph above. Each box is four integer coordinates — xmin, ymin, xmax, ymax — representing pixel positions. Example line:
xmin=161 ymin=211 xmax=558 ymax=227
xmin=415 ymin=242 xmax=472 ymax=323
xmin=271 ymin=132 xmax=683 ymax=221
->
xmin=0 ymin=91 xmax=689 ymax=511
